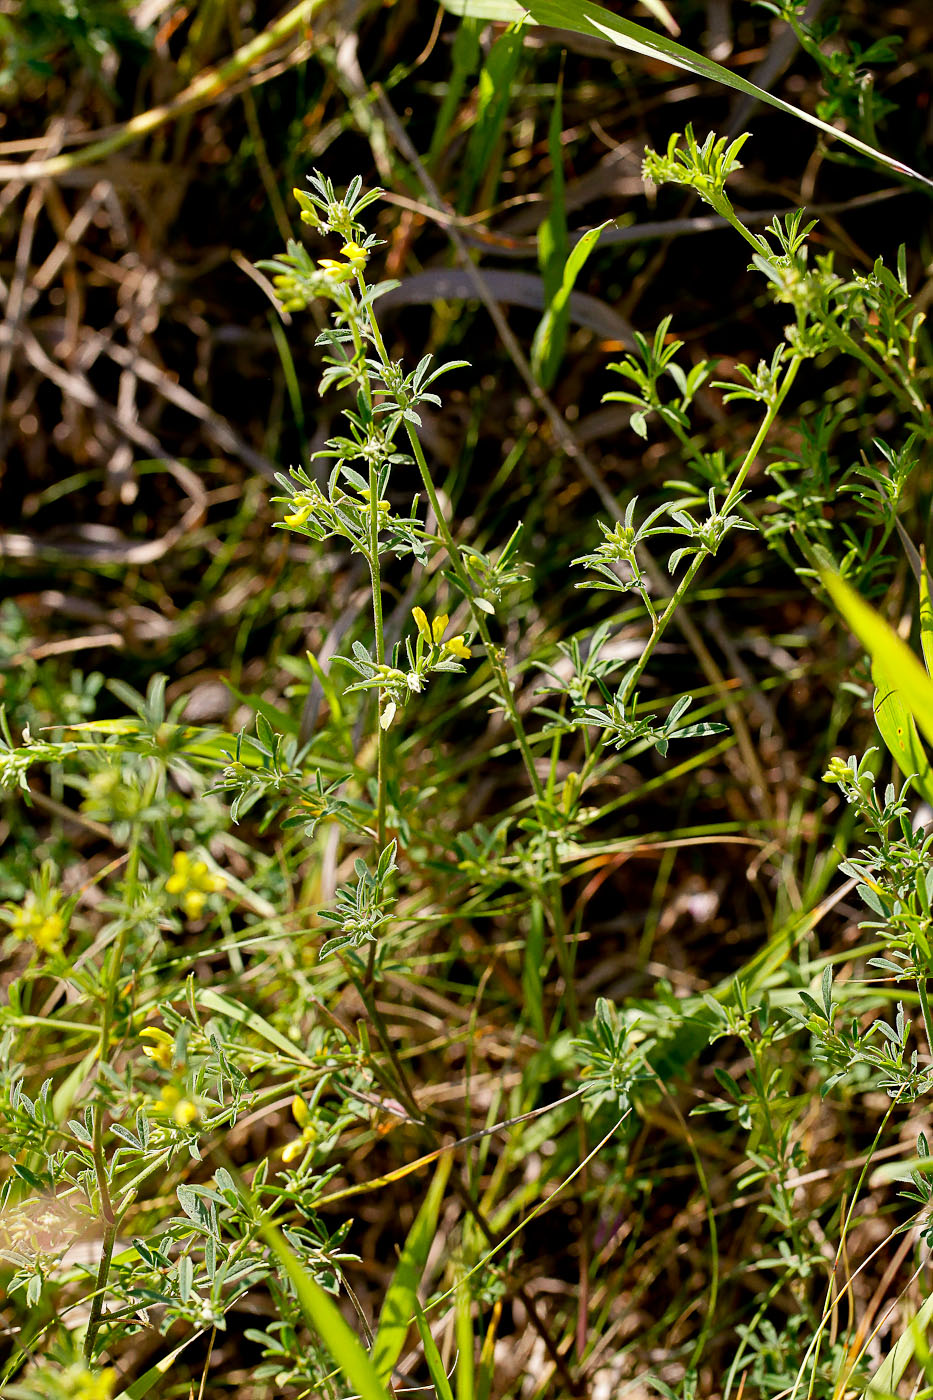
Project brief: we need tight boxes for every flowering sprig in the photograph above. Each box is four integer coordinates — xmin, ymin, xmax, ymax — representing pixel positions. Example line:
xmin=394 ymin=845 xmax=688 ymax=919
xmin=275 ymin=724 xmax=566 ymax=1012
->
xmin=140 ymin=1026 xmax=176 ymax=1070
xmin=411 ymin=607 xmax=472 ymax=661
xmin=338 ymin=609 xmax=472 ymax=730
xmin=282 ymin=1094 xmax=317 ymax=1164
xmin=1 ymin=864 xmax=70 ymax=955
xmin=165 ymin=850 xmax=226 ymax=919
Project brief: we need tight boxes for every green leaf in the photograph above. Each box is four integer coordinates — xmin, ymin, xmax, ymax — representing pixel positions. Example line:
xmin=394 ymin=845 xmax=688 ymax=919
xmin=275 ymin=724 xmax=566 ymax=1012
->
xmin=921 ymin=550 xmax=933 ymax=677
xmin=871 ymin=656 xmax=933 ymax=805
xmin=372 ymin=1153 xmax=452 ymax=1381
xmin=531 ymin=70 xmax=570 ymax=389
xmin=438 ymin=0 xmax=933 ymax=191
xmin=198 ymin=989 xmax=315 ymax=1066
xmin=822 ymin=571 xmax=933 ymax=752
xmin=429 ymin=17 xmax=483 ymax=165
xmin=460 ymin=28 xmax=524 ymax=210
xmin=531 ymin=218 xmax=612 ymax=389
xmin=863 ymin=1290 xmax=933 ymax=1397
xmin=456 ymin=1279 xmax=475 ymax=1400
xmin=414 ymin=1297 xmax=455 ymax=1400
xmin=260 ymin=1221 xmax=391 ymax=1400
xmin=114 ymin=1334 xmax=202 ymax=1397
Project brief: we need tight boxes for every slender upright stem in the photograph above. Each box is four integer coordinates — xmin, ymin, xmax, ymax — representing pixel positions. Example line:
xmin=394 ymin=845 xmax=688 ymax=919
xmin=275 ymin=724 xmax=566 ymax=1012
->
xmin=917 ymin=979 xmax=933 ymax=1060
xmin=84 ymin=837 xmax=140 ymax=1362
xmin=622 ymin=354 xmax=802 ymax=708
xmin=83 ymin=1216 xmax=118 ymax=1362
xmin=343 ymin=304 xmax=388 ymax=988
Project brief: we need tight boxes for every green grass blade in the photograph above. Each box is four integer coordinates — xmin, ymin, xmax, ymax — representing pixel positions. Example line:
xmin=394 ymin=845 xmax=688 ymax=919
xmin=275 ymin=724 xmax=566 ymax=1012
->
xmin=863 ymin=1291 xmax=933 ymax=1397
xmin=921 ymin=550 xmax=933 ymax=677
xmin=455 ymin=1279 xmax=475 ymax=1400
xmin=531 ymin=70 xmax=568 ymax=389
xmin=891 ymin=521 xmax=933 ymax=675
xmin=114 ymin=1334 xmax=201 ymax=1397
xmin=531 ymin=218 xmax=611 ymax=388
xmin=438 ymin=0 xmax=933 ymax=191
xmin=459 ymin=27 xmax=524 ymax=210
xmin=871 ymin=657 xmax=933 ymax=805
xmin=429 ymin=17 xmax=483 ymax=166
xmin=521 ymin=901 xmax=546 ymax=1039
xmin=199 ymin=989 xmax=315 ymax=1065
xmin=414 ymin=1297 xmax=455 ymax=1400
xmin=822 ymin=570 xmax=933 ymax=752
xmin=261 ymin=1221 xmax=391 ymax=1400
xmin=269 ymin=310 xmax=305 ymax=447
xmin=372 ymin=1153 xmax=452 ymax=1382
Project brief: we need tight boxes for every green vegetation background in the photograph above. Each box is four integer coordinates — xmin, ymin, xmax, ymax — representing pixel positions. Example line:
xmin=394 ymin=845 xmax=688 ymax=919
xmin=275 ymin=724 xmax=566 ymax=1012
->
xmin=0 ymin=2 xmax=932 ymax=1398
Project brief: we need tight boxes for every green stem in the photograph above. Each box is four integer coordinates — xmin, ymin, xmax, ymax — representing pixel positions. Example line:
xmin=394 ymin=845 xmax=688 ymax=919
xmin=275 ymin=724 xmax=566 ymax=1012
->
xmin=825 ymin=321 xmax=927 ymax=419
xmin=83 ymin=832 xmax=144 ymax=1361
xmin=918 ymin=978 xmax=933 ymax=1059
xmin=722 ymin=355 xmax=801 ymax=514
xmin=621 ymin=356 xmax=802 ymax=707
xmin=360 ymin=271 xmax=577 ymax=1029
xmin=404 ymin=421 xmax=545 ymax=802
xmin=83 ymin=1216 xmax=118 ymax=1363
xmin=343 ymin=297 xmax=389 ymax=990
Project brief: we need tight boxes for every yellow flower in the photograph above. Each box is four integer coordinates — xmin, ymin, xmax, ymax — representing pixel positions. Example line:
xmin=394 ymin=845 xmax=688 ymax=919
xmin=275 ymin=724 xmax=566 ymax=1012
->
xmin=166 ymin=851 xmax=226 ymax=920
xmin=33 ymin=913 xmax=65 ymax=952
xmin=140 ymin=1026 xmax=175 ymax=1070
xmin=70 ymin=1365 xmax=117 ymax=1400
xmin=359 ymin=486 xmax=390 ymax=514
xmin=340 ymin=240 xmax=368 ymax=268
xmin=316 ymin=257 xmax=355 ymax=283
xmin=412 ymin=607 xmax=431 ymax=643
xmin=282 ymin=1095 xmax=316 ymax=1162
xmin=443 ymin=635 xmax=472 ymax=660
xmin=283 ymin=491 xmax=320 ymax=528
xmin=4 ymin=893 xmax=66 ymax=954
xmin=155 ymin=1083 xmax=199 ymax=1127
xmin=411 ymin=609 xmax=471 ymax=657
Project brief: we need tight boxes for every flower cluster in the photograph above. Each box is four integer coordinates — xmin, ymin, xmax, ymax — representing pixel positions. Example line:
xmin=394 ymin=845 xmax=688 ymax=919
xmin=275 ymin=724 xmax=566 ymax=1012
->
xmin=165 ymin=850 xmax=226 ymax=919
xmin=411 ymin=607 xmax=472 ymax=660
xmin=140 ymin=1025 xmax=176 ymax=1070
xmin=154 ymin=1083 xmax=199 ymax=1128
xmin=282 ymin=1094 xmax=316 ymax=1163
xmin=1 ymin=890 xmax=66 ymax=954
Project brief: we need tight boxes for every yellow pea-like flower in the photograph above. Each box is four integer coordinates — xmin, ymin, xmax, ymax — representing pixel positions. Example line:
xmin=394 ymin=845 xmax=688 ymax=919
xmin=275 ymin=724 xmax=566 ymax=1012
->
xmin=411 ymin=607 xmax=430 ymax=643
xmin=444 ymin=635 xmax=472 ymax=660
xmin=140 ymin=1026 xmax=175 ymax=1070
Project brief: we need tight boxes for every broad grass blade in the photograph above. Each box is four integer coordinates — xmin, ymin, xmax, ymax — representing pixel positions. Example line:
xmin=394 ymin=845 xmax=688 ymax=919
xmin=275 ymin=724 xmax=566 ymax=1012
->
xmin=199 ymin=989 xmax=316 ymax=1065
xmin=439 ymin=0 xmax=933 ymax=191
xmin=531 ymin=71 xmax=569 ymax=389
xmin=863 ymin=1290 xmax=933 ymax=1397
xmin=455 ymin=1278 xmax=475 ymax=1400
xmin=531 ymin=219 xmax=612 ymax=388
xmin=261 ymin=1222 xmax=391 ymax=1400
xmin=414 ymin=1297 xmax=456 ymax=1400
xmin=372 ymin=1153 xmax=452 ymax=1382
xmin=460 ymin=27 xmax=524 ymax=210
xmin=822 ymin=570 xmax=933 ymax=752
xmin=921 ymin=550 xmax=933 ymax=677
xmin=871 ymin=657 xmax=933 ymax=805
xmin=115 ymin=1334 xmax=201 ymax=1397
xmin=429 ymin=17 xmax=483 ymax=166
